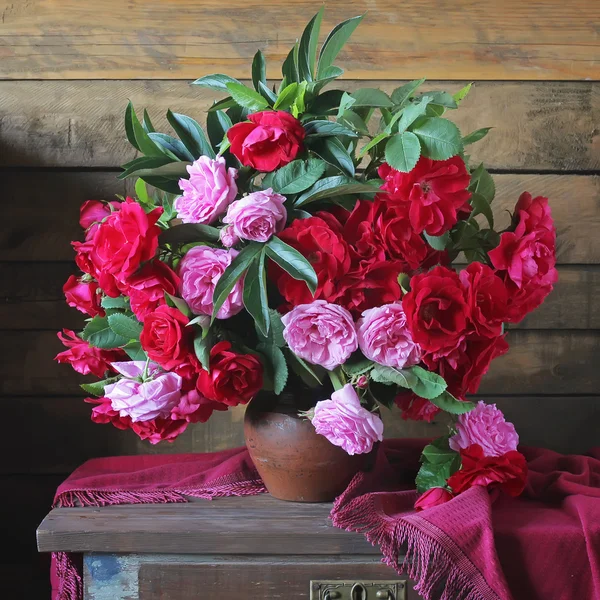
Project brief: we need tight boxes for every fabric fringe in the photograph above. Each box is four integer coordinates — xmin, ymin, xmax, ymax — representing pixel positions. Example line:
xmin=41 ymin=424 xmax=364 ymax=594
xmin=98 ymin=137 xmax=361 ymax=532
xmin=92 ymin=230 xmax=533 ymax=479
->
xmin=331 ymin=476 xmax=489 ymax=600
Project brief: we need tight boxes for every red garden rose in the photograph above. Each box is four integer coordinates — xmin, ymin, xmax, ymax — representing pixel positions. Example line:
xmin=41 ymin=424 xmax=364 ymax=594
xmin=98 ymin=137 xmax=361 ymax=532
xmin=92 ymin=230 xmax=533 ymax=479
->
xmin=88 ymin=198 xmax=162 ymax=297
xmin=227 ymin=110 xmax=305 ymax=172
xmin=459 ymin=262 xmax=508 ymax=338
xmin=79 ymin=200 xmax=120 ymax=240
xmin=402 ymin=266 xmax=470 ymax=354
xmin=55 ymin=329 xmax=124 ymax=378
xmin=513 ymin=191 xmax=554 ymax=233
xmin=340 ymin=200 xmax=387 ymax=265
xmin=170 ymin=389 xmax=228 ymax=423
xmin=395 ymin=392 xmax=441 ymax=423
xmin=447 ymin=444 xmax=528 ymax=497
xmin=131 ymin=417 xmax=189 ymax=445
xmin=414 ymin=487 xmax=454 ymax=511
xmin=197 ymin=341 xmax=263 ymax=406
xmin=274 ymin=215 xmax=351 ymax=306
xmin=140 ymin=305 xmax=194 ymax=371
xmin=86 ymin=396 xmax=132 ymax=430
xmin=126 ymin=260 xmax=181 ymax=320
xmin=378 ymin=156 xmax=471 ymax=236
xmin=63 ymin=275 xmax=104 ymax=317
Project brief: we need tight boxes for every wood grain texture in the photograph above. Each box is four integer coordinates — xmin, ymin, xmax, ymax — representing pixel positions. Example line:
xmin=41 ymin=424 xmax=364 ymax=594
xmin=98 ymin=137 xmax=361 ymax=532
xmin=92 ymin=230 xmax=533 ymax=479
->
xmin=3 ymin=171 xmax=597 ymax=264
xmin=1 ymin=1 xmax=598 ymax=80
xmin=0 ymin=80 xmax=597 ymax=170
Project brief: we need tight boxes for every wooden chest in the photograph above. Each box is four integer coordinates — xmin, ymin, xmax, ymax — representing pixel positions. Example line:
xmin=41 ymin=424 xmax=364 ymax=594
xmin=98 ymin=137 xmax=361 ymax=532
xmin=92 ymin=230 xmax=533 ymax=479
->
xmin=37 ymin=495 xmax=427 ymax=599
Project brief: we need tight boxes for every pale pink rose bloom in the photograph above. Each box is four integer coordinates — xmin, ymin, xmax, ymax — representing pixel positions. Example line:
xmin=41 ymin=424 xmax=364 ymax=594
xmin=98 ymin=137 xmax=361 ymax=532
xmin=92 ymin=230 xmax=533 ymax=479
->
xmin=449 ymin=401 xmax=519 ymax=457
xmin=357 ymin=303 xmax=421 ymax=369
xmin=105 ymin=361 xmax=182 ymax=423
xmin=175 ymin=156 xmax=238 ymax=224
xmin=178 ymin=246 xmax=244 ymax=319
xmin=282 ymin=300 xmax=358 ymax=371
xmin=223 ymin=188 xmax=287 ymax=242
xmin=219 ymin=225 xmax=240 ymax=248
xmin=311 ymin=384 xmax=383 ymax=455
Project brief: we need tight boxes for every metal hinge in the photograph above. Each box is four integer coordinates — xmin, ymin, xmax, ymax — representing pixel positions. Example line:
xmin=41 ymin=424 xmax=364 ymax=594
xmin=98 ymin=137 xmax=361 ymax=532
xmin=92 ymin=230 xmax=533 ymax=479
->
xmin=310 ymin=580 xmax=407 ymax=600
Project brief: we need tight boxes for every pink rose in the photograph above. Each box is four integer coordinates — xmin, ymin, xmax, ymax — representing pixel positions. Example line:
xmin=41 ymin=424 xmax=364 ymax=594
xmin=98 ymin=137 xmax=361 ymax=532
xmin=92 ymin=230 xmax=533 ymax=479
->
xmin=79 ymin=200 xmax=120 ymax=240
xmin=357 ymin=303 xmax=421 ymax=369
xmin=514 ymin=192 xmax=554 ymax=233
xmin=130 ymin=418 xmax=189 ymax=445
xmin=178 ymin=246 xmax=244 ymax=319
xmin=219 ymin=225 xmax=240 ymax=248
xmin=55 ymin=329 xmax=124 ymax=378
xmin=282 ymin=300 xmax=358 ymax=370
xmin=63 ymin=275 xmax=104 ymax=317
xmin=170 ymin=389 xmax=228 ymax=423
xmin=414 ymin=487 xmax=454 ymax=511
xmin=449 ymin=401 xmax=519 ymax=457
xmin=104 ymin=361 xmax=182 ymax=422
xmin=311 ymin=384 xmax=383 ymax=455
xmin=175 ymin=156 xmax=238 ymax=224
xmin=223 ymin=188 xmax=287 ymax=242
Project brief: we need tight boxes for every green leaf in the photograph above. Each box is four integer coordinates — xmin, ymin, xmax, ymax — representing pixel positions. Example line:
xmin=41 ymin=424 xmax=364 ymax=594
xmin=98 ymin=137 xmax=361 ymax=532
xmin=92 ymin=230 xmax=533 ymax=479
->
xmin=123 ymin=161 xmax=190 ymax=180
xmin=164 ymin=293 xmax=192 ymax=318
xmin=243 ymin=249 xmax=270 ymax=337
xmin=470 ymin=192 xmax=494 ymax=228
xmin=303 ymin=119 xmax=358 ymax=138
xmin=308 ymin=89 xmax=345 ymax=115
xmin=159 ymin=223 xmax=220 ymax=245
xmin=423 ymin=231 xmax=450 ymax=251
xmin=298 ymin=7 xmax=324 ymax=81
xmin=462 ymin=127 xmax=492 ymax=146
xmin=359 ymin=131 xmax=390 ymax=158
xmin=258 ymin=81 xmax=278 ymax=104
xmin=395 ymin=96 xmax=432 ymax=133
xmin=167 ymin=110 xmax=215 ymax=159
xmin=265 ymin=237 xmax=318 ymax=294
xmin=82 ymin=316 xmax=128 ymax=349
xmin=212 ymin=242 xmax=263 ymax=323
xmin=206 ymin=110 xmax=233 ymax=150
xmin=263 ymin=158 xmax=327 ymax=195
xmin=317 ymin=14 xmax=364 ymax=78
xmin=140 ymin=176 xmax=181 ymax=195
xmin=193 ymin=327 xmax=213 ymax=371
xmin=412 ymin=117 xmax=463 ymax=160
xmin=422 ymin=436 xmax=459 ymax=465
xmin=124 ymin=101 xmax=163 ymax=157
xmin=101 ymin=296 xmax=130 ymax=310
xmin=122 ymin=341 xmax=147 ymax=361
xmin=469 ymin=163 xmax=496 ymax=204
xmin=371 ymin=365 xmax=417 ymax=389
xmin=295 ymin=176 xmax=378 ymax=206
xmin=408 ymin=366 xmax=447 ymax=400
xmin=251 ymin=50 xmax=267 ymax=92
xmin=285 ymin=349 xmax=324 ymax=387
xmin=208 ymin=96 xmax=238 ymax=113
xmin=391 ymin=78 xmax=426 ymax=106
xmin=281 ymin=42 xmax=300 ymax=83
xmin=119 ymin=156 xmax=173 ymax=180
xmin=453 ymin=82 xmax=473 ymax=105
xmin=256 ymin=308 xmax=286 ymax=348
xmin=226 ymin=82 xmax=269 ymax=111
xmin=420 ymin=91 xmax=458 ymax=109
xmin=191 ymin=73 xmax=243 ymax=91
xmin=273 ymin=82 xmax=299 ymax=110
xmin=142 ymin=109 xmax=156 ymax=133
xmin=416 ymin=436 xmax=461 ymax=493
xmin=148 ymin=132 xmax=195 ymax=161
xmin=338 ymin=109 xmax=370 ymax=135
xmin=259 ymin=343 xmax=288 ymax=395
xmin=349 ymin=88 xmax=393 ymax=108
xmin=342 ymin=355 xmax=375 ymax=376
xmin=429 ymin=391 xmax=475 ymax=415
xmin=308 ymin=137 xmax=355 ymax=177
xmin=385 ymin=131 xmax=421 ymax=173
xmin=107 ymin=313 xmax=143 ymax=341
xmin=81 ymin=376 xmax=120 ymax=397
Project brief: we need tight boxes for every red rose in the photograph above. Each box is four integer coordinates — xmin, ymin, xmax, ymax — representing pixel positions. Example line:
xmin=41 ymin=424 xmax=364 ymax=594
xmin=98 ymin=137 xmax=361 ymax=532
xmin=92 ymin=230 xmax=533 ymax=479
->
xmin=227 ymin=110 xmax=305 ymax=172
xmin=63 ymin=275 xmax=104 ymax=317
xmin=126 ymin=260 xmax=181 ymax=320
xmin=341 ymin=200 xmax=387 ymax=265
xmin=395 ymin=392 xmax=441 ymax=423
xmin=131 ymin=417 xmax=189 ymax=445
xmin=86 ymin=396 xmax=132 ymax=430
xmin=274 ymin=216 xmax=351 ymax=306
xmin=197 ymin=341 xmax=263 ymax=406
xmin=447 ymin=444 xmax=527 ymax=497
xmin=513 ymin=191 xmax=554 ymax=233
xmin=79 ymin=200 xmax=120 ymax=240
xmin=55 ymin=329 xmax=124 ymax=378
xmin=72 ymin=239 xmax=96 ymax=277
xmin=414 ymin=487 xmax=454 ymax=511
xmin=378 ymin=156 xmax=471 ymax=236
xmin=403 ymin=266 xmax=470 ymax=354
xmin=171 ymin=389 xmax=228 ymax=423
xmin=89 ymin=198 xmax=162 ymax=296
xmin=459 ymin=263 xmax=508 ymax=338
xmin=140 ymin=305 xmax=193 ymax=371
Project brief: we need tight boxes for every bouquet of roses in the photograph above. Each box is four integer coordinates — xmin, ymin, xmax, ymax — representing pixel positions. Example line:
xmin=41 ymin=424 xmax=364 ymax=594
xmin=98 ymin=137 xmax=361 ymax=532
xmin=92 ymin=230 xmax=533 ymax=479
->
xmin=56 ymin=9 xmax=557 ymax=506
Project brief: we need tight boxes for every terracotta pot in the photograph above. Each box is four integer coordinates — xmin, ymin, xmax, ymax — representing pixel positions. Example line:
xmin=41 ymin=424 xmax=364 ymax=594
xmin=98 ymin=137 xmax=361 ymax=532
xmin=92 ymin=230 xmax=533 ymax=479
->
xmin=244 ymin=386 xmax=376 ymax=502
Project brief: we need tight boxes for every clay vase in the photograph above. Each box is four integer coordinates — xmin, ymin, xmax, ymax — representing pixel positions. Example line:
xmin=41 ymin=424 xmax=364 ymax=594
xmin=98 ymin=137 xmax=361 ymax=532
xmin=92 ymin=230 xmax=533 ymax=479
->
xmin=244 ymin=384 xmax=375 ymax=502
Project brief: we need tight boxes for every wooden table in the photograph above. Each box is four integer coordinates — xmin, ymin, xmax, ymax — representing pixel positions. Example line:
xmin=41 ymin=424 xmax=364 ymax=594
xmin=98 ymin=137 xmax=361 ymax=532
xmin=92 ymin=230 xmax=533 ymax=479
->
xmin=37 ymin=495 xmax=426 ymax=599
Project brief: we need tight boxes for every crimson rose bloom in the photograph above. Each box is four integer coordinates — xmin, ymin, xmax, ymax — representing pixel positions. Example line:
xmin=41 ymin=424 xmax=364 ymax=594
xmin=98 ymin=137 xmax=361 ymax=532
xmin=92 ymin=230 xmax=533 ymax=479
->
xmin=227 ymin=110 xmax=305 ymax=172
xmin=402 ymin=266 xmax=470 ymax=354
xmin=126 ymin=260 xmax=181 ymax=320
xmin=55 ymin=329 xmax=124 ymax=378
xmin=89 ymin=198 xmax=162 ymax=296
xmin=140 ymin=305 xmax=194 ymax=371
xmin=513 ymin=191 xmax=554 ymax=233
xmin=447 ymin=444 xmax=527 ymax=497
xmin=395 ymin=392 xmax=441 ymax=423
xmin=378 ymin=156 xmax=471 ymax=236
xmin=63 ymin=275 xmax=104 ymax=317
xmin=414 ymin=487 xmax=454 ymax=511
xmin=79 ymin=200 xmax=120 ymax=240
xmin=197 ymin=341 xmax=263 ymax=406
xmin=86 ymin=396 xmax=132 ymax=430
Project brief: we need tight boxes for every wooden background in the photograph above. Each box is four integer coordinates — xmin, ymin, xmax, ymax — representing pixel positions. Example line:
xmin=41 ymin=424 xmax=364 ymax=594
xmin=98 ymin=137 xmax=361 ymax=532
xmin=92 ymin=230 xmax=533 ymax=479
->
xmin=1 ymin=0 xmax=598 ymax=597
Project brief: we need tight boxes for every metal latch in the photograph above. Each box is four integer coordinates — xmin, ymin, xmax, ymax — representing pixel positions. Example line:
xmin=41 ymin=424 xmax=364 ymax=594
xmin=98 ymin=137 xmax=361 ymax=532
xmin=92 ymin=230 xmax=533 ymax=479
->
xmin=310 ymin=580 xmax=407 ymax=599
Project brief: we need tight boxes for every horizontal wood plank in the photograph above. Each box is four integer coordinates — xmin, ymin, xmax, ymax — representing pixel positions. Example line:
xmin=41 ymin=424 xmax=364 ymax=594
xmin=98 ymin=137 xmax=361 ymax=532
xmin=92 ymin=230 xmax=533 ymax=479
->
xmin=2 ymin=1 xmax=598 ymax=80
xmin=2 ymin=262 xmax=597 ymax=331
xmin=2 ymin=171 xmax=597 ymax=264
xmin=0 ymin=80 xmax=597 ymax=170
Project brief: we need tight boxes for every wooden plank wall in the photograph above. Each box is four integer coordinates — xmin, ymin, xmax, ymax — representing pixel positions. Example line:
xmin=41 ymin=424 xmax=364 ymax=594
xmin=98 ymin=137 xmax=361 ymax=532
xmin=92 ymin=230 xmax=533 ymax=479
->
xmin=0 ymin=1 xmax=598 ymax=596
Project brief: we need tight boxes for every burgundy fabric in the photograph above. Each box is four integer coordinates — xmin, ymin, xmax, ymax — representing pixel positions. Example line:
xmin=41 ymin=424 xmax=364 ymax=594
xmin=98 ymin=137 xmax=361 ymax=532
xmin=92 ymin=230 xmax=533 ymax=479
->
xmin=50 ymin=440 xmax=600 ymax=600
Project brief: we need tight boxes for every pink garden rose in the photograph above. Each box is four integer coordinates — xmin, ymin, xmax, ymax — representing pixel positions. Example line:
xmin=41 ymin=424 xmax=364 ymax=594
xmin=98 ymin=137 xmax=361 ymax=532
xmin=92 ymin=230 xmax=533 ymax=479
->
xmin=282 ymin=300 xmax=358 ymax=370
xmin=219 ymin=225 xmax=240 ymax=248
xmin=63 ymin=275 xmax=104 ymax=317
xmin=175 ymin=156 xmax=238 ymax=224
xmin=414 ymin=487 xmax=454 ymax=511
xmin=104 ymin=361 xmax=182 ymax=422
xmin=178 ymin=246 xmax=244 ymax=319
xmin=223 ymin=188 xmax=287 ymax=242
xmin=449 ymin=401 xmax=519 ymax=457
xmin=356 ymin=303 xmax=421 ymax=369
xmin=311 ymin=384 xmax=383 ymax=455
